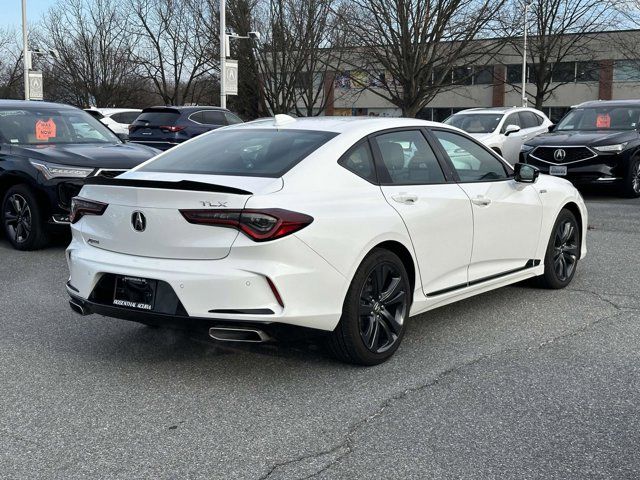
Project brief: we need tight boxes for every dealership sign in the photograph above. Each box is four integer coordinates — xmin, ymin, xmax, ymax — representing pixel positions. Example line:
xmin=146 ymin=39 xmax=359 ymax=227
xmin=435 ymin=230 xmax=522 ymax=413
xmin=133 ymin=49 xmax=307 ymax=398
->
xmin=225 ymin=60 xmax=238 ymax=96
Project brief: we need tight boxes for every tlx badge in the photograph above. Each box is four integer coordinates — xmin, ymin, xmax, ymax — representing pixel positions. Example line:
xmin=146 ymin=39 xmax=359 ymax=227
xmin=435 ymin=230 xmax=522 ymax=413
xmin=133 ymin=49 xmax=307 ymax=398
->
xmin=200 ymin=201 xmax=228 ymax=207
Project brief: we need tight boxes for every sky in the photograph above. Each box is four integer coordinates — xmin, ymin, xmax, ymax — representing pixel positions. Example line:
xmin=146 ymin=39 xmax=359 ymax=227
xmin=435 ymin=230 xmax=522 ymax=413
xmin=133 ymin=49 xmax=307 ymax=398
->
xmin=2 ymin=0 xmax=55 ymax=31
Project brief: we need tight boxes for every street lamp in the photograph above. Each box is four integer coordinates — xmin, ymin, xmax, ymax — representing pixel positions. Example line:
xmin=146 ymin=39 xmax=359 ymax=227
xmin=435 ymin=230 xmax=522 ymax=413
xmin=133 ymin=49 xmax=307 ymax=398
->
xmin=22 ymin=0 xmax=29 ymax=100
xmin=521 ymin=1 xmax=531 ymax=107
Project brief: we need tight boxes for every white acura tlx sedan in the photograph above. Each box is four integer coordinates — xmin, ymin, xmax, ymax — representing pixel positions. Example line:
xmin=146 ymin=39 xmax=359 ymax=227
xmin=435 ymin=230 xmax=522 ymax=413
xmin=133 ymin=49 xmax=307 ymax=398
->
xmin=66 ymin=115 xmax=587 ymax=365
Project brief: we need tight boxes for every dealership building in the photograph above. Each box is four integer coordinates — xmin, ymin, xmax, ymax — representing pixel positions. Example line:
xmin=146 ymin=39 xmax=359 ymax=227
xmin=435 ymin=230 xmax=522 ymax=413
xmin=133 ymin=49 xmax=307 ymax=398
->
xmin=319 ymin=30 xmax=640 ymax=122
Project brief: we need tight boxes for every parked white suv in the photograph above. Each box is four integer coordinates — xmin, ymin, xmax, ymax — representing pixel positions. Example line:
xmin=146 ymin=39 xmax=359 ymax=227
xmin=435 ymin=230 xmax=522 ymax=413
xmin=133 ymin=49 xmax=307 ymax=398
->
xmin=84 ymin=108 xmax=141 ymax=137
xmin=444 ymin=107 xmax=553 ymax=165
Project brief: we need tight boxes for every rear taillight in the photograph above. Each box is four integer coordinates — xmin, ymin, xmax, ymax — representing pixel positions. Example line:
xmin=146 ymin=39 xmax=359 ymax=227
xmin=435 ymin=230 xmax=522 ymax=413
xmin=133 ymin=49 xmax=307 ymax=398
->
xmin=160 ymin=125 xmax=185 ymax=133
xmin=70 ymin=197 xmax=108 ymax=224
xmin=179 ymin=208 xmax=314 ymax=242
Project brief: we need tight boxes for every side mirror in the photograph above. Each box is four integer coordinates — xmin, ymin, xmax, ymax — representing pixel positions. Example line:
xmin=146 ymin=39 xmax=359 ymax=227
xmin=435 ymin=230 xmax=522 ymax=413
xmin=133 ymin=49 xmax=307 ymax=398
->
xmin=116 ymin=132 xmax=129 ymax=142
xmin=548 ymin=124 xmax=556 ymax=132
xmin=514 ymin=162 xmax=540 ymax=183
xmin=504 ymin=124 xmax=520 ymax=136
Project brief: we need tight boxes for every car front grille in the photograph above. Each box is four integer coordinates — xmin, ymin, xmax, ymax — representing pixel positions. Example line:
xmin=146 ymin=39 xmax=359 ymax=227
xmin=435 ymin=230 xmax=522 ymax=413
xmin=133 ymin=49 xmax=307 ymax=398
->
xmin=530 ymin=146 xmax=596 ymax=164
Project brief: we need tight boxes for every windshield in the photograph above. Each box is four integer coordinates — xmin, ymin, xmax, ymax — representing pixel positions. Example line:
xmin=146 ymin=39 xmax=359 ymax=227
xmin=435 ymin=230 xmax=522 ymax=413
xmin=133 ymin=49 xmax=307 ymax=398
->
xmin=556 ymin=106 xmax=640 ymax=131
xmin=139 ymin=128 xmax=338 ymax=177
xmin=444 ymin=114 xmax=503 ymax=134
xmin=0 ymin=107 xmax=120 ymax=145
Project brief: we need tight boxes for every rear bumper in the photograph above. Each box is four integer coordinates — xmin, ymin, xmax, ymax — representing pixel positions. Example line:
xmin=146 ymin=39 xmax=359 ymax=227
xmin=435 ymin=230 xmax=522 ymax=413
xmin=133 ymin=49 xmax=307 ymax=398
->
xmin=66 ymin=233 xmax=347 ymax=331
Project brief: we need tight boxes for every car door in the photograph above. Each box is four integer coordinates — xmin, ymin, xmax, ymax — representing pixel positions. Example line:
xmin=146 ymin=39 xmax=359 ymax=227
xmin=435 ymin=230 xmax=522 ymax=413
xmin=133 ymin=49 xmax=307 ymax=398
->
xmin=431 ymin=128 xmax=543 ymax=283
xmin=371 ymin=129 xmax=474 ymax=296
xmin=500 ymin=112 xmax=527 ymax=163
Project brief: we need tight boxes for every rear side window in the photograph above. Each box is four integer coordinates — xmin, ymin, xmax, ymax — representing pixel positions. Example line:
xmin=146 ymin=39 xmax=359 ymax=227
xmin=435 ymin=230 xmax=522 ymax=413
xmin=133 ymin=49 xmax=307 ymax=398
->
xmin=203 ymin=110 xmax=226 ymax=125
xmin=225 ymin=112 xmax=243 ymax=125
xmin=519 ymin=111 xmax=540 ymax=129
xmin=339 ymin=142 xmax=376 ymax=183
xmin=140 ymin=128 xmax=337 ymax=177
xmin=135 ymin=111 xmax=180 ymax=125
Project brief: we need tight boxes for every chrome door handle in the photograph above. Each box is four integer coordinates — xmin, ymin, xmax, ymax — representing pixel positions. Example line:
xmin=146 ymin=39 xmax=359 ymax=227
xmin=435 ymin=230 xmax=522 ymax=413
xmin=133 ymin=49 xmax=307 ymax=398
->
xmin=391 ymin=193 xmax=418 ymax=205
xmin=471 ymin=196 xmax=492 ymax=206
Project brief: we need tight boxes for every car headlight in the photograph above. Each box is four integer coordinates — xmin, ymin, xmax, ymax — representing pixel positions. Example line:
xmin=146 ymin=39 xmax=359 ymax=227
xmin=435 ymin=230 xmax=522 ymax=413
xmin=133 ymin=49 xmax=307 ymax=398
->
xmin=29 ymin=161 xmax=94 ymax=180
xmin=593 ymin=142 xmax=628 ymax=153
xmin=520 ymin=144 xmax=535 ymax=152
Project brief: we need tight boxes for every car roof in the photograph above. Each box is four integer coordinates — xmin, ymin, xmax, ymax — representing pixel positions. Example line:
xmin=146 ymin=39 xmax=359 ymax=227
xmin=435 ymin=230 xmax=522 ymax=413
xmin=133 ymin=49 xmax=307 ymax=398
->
xmin=221 ymin=115 xmax=454 ymax=135
xmin=0 ymin=99 xmax=79 ymax=110
xmin=141 ymin=106 xmax=229 ymax=114
xmin=573 ymin=99 xmax=640 ymax=108
xmin=97 ymin=108 xmax=141 ymax=115
xmin=453 ymin=106 xmax=536 ymax=115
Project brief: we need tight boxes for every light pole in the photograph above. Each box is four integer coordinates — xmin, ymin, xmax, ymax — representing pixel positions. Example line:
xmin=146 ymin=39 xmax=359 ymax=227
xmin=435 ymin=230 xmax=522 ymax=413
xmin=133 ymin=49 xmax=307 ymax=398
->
xmin=22 ymin=0 xmax=29 ymax=100
xmin=219 ymin=0 xmax=226 ymax=108
xmin=521 ymin=1 xmax=530 ymax=107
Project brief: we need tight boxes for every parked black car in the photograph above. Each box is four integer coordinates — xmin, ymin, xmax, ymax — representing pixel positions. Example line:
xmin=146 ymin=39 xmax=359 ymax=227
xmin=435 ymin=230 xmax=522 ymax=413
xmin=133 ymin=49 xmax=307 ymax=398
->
xmin=0 ymin=100 xmax=159 ymax=250
xmin=521 ymin=100 xmax=640 ymax=197
xmin=128 ymin=106 xmax=243 ymax=151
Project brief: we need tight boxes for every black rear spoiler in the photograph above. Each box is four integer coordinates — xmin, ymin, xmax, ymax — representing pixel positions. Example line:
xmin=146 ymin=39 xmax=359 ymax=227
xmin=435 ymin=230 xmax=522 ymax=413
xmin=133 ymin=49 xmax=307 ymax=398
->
xmin=83 ymin=176 xmax=252 ymax=195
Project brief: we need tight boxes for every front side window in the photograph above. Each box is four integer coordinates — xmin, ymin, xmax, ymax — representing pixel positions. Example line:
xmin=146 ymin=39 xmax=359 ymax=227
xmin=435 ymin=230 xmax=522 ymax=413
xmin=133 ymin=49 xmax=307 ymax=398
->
xmin=556 ymin=107 xmax=640 ymax=131
xmin=139 ymin=128 xmax=337 ymax=177
xmin=518 ymin=111 xmax=540 ymax=129
xmin=501 ymin=113 xmax=521 ymax=133
xmin=433 ymin=130 xmax=508 ymax=182
xmin=0 ymin=108 xmax=119 ymax=145
xmin=374 ymin=130 xmax=446 ymax=185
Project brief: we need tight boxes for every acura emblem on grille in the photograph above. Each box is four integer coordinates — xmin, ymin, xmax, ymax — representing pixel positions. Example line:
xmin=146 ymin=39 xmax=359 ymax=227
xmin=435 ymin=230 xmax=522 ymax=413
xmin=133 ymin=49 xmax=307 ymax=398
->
xmin=131 ymin=211 xmax=146 ymax=232
xmin=554 ymin=149 xmax=566 ymax=162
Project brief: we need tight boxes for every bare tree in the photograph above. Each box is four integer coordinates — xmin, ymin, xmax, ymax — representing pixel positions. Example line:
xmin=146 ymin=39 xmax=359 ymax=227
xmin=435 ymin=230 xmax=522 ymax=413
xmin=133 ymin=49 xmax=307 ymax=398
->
xmin=39 ymin=0 xmax=141 ymax=106
xmin=502 ymin=0 xmax=618 ymax=109
xmin=130 ymin=0 xmax=211 ymax=105
xmin=337 ymin=0 xmax=507 ymax=117
xmin=0 ymin=27 xmax=23 ymax=99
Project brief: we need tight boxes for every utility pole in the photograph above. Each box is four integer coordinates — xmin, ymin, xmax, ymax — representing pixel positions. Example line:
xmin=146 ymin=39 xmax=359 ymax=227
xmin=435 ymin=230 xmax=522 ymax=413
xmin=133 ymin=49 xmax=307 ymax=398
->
xmin=521 ymin=1 xmax=529 ymax=107
xmin=220 ymin=0 xmax=226 ymax=109
xmin=22 ymin=0 xmax=29 ymax=100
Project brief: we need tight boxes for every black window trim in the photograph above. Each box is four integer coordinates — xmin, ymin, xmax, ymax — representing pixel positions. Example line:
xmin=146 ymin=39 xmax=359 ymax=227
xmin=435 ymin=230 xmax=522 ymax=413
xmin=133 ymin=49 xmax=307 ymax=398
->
xmin=337 ymin=138 xmax=379 ymax=185
xmin=428 ymin=127 xmax=515 ymax=184
xmin=367 ymin=127 xmax=456 ymax=186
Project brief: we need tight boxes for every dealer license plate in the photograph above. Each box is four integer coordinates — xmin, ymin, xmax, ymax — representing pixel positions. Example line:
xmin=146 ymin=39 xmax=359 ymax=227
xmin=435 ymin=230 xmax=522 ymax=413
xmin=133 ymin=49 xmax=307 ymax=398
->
xmin=549 ymin=165 xmax=567 ymax=176
xmin=113 ymin=276 xmax=157 ymax=311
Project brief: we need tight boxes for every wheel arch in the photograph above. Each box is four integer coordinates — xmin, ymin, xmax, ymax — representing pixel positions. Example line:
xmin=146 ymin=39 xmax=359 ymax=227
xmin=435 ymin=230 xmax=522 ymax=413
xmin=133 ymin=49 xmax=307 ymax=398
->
xmin=369 ymin=240 xmax=417 ymax=295
xmin=559 ymin=201 xmax=584 ymax=257
xmin=0 ymin=173 xmax=49 ymax=211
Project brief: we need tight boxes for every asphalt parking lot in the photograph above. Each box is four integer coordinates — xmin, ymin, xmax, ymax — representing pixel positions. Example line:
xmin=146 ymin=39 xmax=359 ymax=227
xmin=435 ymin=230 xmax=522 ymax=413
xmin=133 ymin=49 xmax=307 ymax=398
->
xmin=1 ymin=193 xmax=639 ymax=480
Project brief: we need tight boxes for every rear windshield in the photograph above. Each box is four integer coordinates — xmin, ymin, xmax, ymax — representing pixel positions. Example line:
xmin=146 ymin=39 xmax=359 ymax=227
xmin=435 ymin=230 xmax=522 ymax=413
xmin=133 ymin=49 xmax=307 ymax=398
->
xmin=139 ymin=128 xmax=338 ymax=177
xmin=134 ymin=111 xmax=180 ymax=126
xmin=0 ymin=107 xmax=120 ymax=145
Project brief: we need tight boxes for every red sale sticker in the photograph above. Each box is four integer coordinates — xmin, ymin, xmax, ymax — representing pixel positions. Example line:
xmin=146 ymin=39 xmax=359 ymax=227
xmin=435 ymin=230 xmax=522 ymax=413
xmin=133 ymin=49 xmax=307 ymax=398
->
xmin=596 ymin=114 xmax=611 ymax=129
xmin=35 ymin=118 xmax=57 ymax=141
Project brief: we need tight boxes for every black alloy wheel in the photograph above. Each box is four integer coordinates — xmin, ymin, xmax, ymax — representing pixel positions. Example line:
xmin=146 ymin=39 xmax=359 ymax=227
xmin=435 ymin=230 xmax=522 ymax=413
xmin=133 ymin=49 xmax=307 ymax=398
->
xmin=621 ymin=157 xmax=640 ymax=198
xmin=537 ymin=208 xmax=580 ymax=289
xmin=327 ymin=248 xmax=411 ymax=365
xmin=2 ymin=185 xmax=49 ymax=250
xmin=358 ymin=262 xmax=407 ymax=353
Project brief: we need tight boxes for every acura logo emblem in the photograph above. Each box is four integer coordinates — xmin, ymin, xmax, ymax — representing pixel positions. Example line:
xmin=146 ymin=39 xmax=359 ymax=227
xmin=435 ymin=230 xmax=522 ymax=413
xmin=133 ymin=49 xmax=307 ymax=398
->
xmin=131 ymin=211 xmax=146 ymax=232
xmin=554 ymin=149 xmax=566 ymax=162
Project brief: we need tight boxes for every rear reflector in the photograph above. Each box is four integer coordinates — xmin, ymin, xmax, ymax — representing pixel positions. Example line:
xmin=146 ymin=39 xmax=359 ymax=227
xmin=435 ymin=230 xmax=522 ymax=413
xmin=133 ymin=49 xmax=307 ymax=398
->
xmin=179 ymin=208 xmax=313 ymax=242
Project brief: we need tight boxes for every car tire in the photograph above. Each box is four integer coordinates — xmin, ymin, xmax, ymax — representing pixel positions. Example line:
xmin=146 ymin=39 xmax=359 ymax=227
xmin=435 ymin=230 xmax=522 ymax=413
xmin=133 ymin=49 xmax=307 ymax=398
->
xmin=327 ymin=248 xmax=411 ymax=366
xmin=537 ymin=209 xmax=580 ymax=289
xmin=2 ymin=184 xmax=49 ymax=250
xmin=620 ymin=156 xmax=640 ymax=198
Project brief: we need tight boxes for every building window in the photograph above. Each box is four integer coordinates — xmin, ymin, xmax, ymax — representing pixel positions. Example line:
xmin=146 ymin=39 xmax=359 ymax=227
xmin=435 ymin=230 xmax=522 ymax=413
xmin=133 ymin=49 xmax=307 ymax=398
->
xmin=576 ymin=61 xmax=599 ymax=82
xmin=506 ymin=64 xmax=534 ymax=83
xmin=473 ymin=66 xmax=494 ymax=85
xmin=613 ymin=60 xmax=640 ymax=82
xmin=551 ymin=62 xmax=576 ymax=83
xmin=453 ymin=67 xmax=473 ymax=85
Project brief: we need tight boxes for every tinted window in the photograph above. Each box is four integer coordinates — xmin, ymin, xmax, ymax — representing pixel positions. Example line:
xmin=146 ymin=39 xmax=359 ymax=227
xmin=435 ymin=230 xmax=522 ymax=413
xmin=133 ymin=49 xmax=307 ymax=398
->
xmin=189 ymin=111 xmax=206 ymax=123
xmin=552 ymin=62 xmax=575 ymax=83
xmin=518 ymin=111 xmax=539 ymax=129
xmin=338 ymin=142 xmax=376 ymax=183
xmin=433 ymin=130 xmax=508 ymax=182
xmin=374 ymin=130 xmax=445 ymax=185
xmin=501 ymin=113 xmax=520 ymax=132
xmin=0 ymin=108 xmax=119 ymax=145
xmin=135 ymin=111 xmax=180 ymax=126
xmin=203 ymin=110 xmax=226 ymax=125
xmin=111 ymin=112 xmax=140 ymax=124
xmin=445 ymin=113 xmax=503 ymax=134
xmin=474 ymin=66 xmax=494 ymax=85
xmin=140 ymin=129 xmax=337 ymax=177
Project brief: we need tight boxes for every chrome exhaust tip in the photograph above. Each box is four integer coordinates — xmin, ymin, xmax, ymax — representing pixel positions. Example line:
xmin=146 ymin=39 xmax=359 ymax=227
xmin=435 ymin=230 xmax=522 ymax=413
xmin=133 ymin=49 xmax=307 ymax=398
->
xmin=208 ymin=326 xmax=271 ymax=343
xmin=69 ymin=299 xmax=88 ymax=316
